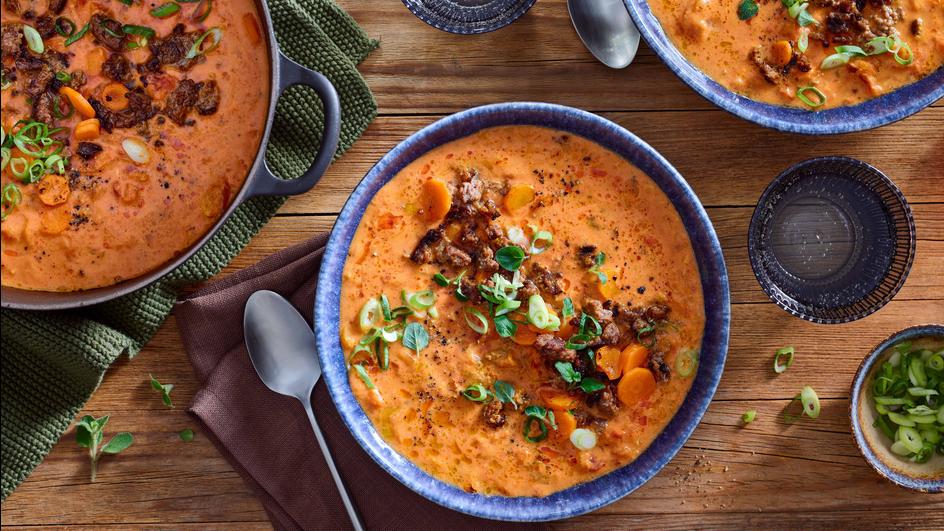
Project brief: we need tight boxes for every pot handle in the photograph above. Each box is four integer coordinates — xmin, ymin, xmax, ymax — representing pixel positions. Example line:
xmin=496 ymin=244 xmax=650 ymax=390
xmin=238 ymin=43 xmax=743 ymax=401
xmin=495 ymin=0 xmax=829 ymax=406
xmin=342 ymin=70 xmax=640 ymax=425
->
xmin=247 ymin=52 xmax=341 ymax=197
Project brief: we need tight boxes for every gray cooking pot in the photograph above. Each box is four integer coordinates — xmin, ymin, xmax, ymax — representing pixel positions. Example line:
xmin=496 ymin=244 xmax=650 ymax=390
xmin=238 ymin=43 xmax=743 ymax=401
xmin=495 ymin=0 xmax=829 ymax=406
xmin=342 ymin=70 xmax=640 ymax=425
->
xmin=1 ymin=1 xmax=340 ymax=310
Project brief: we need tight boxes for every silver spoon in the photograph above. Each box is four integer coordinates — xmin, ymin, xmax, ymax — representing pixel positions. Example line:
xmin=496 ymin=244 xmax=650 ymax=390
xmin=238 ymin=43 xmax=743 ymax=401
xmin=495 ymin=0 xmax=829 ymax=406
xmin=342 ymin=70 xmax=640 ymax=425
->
xmin=244 ymin=290 xmax=364 ymax=531
xmin=567 ymin=0 xmax=641 ymax=69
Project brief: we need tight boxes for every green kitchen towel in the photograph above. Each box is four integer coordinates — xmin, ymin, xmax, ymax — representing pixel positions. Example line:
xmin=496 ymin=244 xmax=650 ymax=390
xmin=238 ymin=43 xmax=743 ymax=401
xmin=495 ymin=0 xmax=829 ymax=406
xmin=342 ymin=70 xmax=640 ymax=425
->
xmin=0 ymin=0 xmax=378 ymax=500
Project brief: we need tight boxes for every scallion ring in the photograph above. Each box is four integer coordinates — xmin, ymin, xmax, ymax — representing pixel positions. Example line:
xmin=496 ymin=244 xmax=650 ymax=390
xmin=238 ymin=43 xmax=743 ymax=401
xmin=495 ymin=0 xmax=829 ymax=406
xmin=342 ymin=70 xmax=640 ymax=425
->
xmin=570 ymin=428 xmax=597 ymax=450
xmin=898 ymin=427 xmax=924 ymax=453
xmin=676 ymin=348 xmax=698 ymax=377
xmin=773 ymin=346 xmax=795 ymax=374
xmin=894 ymin=41 xmax=914 ymax=66
xmin=65 ymin=23 xmax=90 ymax=46
xmin=527 ymin=294 xmax=550 ymax=329
xmin=797 ymin=86 xmax=826 ymax=108
xmin=463 ymin=307 xmax=489 ymax=335
xmin=151 ymin=2 xmax=182 ymax=18
xmin=358 ymin=298 xmax=381 ymax=332
xmin=123 ymin=24 xmax=156 ymax=39
xmin=54 ymin=17 xmax=77 ymax=38
xmin=797 ymin=27 xmax=809 ymax=53
xmin=23 ymin=25 xmax=44 ymax=54
xmin=352 ymin=364 xmax=375 ymax=390
xmin=800 ymin=385 xmax=820 ymax=419
xmin=529 ymin=230 xmax=553 ymax=255
xmin=461 ymin=384 xmax=490 ymax=402
xmin=185 ymin=27 xmax=222 ymax=60
xmin=406 ymin=289 xmax=436 ymax=310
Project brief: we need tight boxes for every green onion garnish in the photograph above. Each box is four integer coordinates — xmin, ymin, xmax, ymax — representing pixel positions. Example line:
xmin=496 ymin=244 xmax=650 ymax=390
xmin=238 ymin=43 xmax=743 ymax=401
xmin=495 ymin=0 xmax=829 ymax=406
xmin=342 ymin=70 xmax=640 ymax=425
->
xmin=773 ymin=346 xmax=795 ymax=374
xmin=55 ymin=17 xmax=76 ymax=37
xmin=406 ymin=289 xmax=436 ymax=311
xmin=676 ymin=348 xmax=698 ymax=377
xmin=185 ymin=27 xmax=223 ymax=61
xmin=123 ymin=24 xmax=156 ymax=39
xmin=742 ymin=410 xmax=757 ymax=424
xmin=358 ymin=298 xmax=381 ymax=332
xmin=23 ymin=25 xmax=44 ymax=54
xmin=529 ymin=230 xmax=553 ymax=255
xmin=800 ymin=385 xmax=820 ymax=419
xmin=796 ymin=86 xmax=826 ymax=108
xmin=151 ymin=2 xmax=181 ymax=18
xmin=523 ymin=405 xmax=557 ymax=443
xmin=797 ymin=27 xmax=809 ymax=53
xmin=464 ymin=307 xmax=488 ymax=335
xmin=461 ymin=384 xmax=490 ymax=402
xmin=527 ymin=294 xmax=550 ymax=330
xmin=1 ymin=183 xmax=23 ymax=221
xmin=65 ymin=23 xmax=90 ymax=46
xmin=352 ymin=364 xmax=375 ymax=390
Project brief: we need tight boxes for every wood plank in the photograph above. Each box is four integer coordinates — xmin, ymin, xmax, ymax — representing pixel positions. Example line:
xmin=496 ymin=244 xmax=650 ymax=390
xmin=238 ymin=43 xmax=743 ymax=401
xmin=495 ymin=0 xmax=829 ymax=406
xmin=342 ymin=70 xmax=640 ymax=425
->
xmin=336 ymin=0 xmax=943 ymax=113
xmin=282 ymin=109 xmax=944 ymax=216
xmin=6 ymin=393 xmax=944 ymax=524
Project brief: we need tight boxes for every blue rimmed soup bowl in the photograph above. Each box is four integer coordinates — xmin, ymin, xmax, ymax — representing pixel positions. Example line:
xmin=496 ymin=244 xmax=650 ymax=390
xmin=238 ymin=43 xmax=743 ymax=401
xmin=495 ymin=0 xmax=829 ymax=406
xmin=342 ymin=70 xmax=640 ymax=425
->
xmin=622 ymin=0 xmax=944 ymax=135
xmin=314 ymin=103 xmax=731 ymax=521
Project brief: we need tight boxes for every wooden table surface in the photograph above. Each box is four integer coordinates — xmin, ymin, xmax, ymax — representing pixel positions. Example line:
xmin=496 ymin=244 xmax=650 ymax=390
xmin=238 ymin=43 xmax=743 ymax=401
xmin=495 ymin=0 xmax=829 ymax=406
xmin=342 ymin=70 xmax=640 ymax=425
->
xmin=3 ymin=1 xmax=943 ymax=529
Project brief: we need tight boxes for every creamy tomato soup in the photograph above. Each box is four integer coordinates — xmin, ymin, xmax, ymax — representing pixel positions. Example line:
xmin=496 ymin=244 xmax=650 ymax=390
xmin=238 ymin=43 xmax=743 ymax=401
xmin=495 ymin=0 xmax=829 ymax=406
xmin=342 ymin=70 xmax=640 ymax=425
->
xmin=1 ymin=0 xmax=269 ymax=290
xmin=649 ymin=0 xmax=944 ymax=108
xmin=340 ymin=126 xmax=705 ymax=497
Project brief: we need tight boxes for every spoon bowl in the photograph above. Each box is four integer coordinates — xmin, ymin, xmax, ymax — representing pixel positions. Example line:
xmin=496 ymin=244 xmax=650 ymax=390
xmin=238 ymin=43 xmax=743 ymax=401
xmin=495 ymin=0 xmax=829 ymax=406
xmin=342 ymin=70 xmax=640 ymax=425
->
xmin=567 ymin=0 xmax=640 ymax=69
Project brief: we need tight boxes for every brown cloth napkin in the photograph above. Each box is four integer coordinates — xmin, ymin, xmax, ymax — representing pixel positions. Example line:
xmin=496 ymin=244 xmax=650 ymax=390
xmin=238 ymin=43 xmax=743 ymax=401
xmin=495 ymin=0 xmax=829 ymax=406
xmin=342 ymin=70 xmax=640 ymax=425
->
xmin=176 ymin=234 xmax=549 ymax=531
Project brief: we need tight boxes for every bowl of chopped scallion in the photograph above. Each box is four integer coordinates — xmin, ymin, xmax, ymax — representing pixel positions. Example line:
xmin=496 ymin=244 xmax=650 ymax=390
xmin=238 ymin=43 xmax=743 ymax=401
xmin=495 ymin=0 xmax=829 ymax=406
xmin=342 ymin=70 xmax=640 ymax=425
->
xmin=850 ymin=324 xmax=944 ymax=492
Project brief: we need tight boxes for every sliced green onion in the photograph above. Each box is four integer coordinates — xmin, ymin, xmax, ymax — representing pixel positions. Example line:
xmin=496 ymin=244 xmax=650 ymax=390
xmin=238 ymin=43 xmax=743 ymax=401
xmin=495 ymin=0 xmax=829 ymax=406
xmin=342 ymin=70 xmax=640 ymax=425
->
xmin=494 ymin=298 xmax=521 ymax=317
xmin=909 ymin=357 xmax=928 ymax=387
xmin=773 ymin=346 xmax=794 ymax=374
xmin=898 ymin=427 xmax=923 ymax=453
xmin=65 ymin=23 xmax=90 ymax=46
xmin=570 ymin=428 xmax=597 ymax=450
xmin=890 ymin=440 xmax=912 ymax=456
xmin=797 ymin=86 xmax=826 ymax=108
xmin=676 ymin=348 xmax=698 ymax=377
xmin=55 ymin=71 xmax=72 ymax=83
xmin=529 ymin=230 xmax=553 ymax=255
xmin=894 ymin=41 xmax=914 ymax=66
xmin=23 ymin=26 xmax=44 ymax=54
xmin=380 ymin=327 xmax=398 ymax=343
xmin=406 ymin=289 xmax=436 ymax=310
xmin=190 ymin=0 xmax=213 ymax=22
xmin=123 ymin=24 xmax=156 ymax=39
xmin=461 ymin=384 xmax=490 ymax=402
xmin=821 ymin=53 xmax=854 ymax=70
xmin=834 ymin=45 xmax=866 ymax=56
xmin=1 ymin=183 xmax=22 ymax=221
xmin=797 ymin=27 xmax=809 ymax=53
xmin=908 ymin=387 xmax=939 ymax=397
xmin=463 ymin=307 xmax=488 ymax=335
xmin=55 ymin=17 xmax=77 ymax=37
xmin=909 ymin=414 xmax=938 ymax=425
xmin=151 ymin=2 xmax=181 ymax=18
xmin=742 ymin=410 xmax=757 ymax=424
xmin=800 ymin=386 xmax=820 ymax=419
xmin=864 ymin=36 xmax=892 ymax=55
xmin=427 ymin=306 xmax=439 ymax=319
xmin=352 ymin=364 xmax=375 ymax=390
xmin=929 ymin=354 xmax=944 ymax=371
xmin=888 ymin=412 xmax=916 ymax=427
xmin=358 ymin=298 xmax=381 ymax=332
xmin=185 ymin=27 xmax=222 ymax=60
xmin=527 ymin=294 xmax=550 ymax=330
xmin=786 ymin=1 xmax=805 ymax=18
xmin=523 ymin=416 xmax=548 ymax=443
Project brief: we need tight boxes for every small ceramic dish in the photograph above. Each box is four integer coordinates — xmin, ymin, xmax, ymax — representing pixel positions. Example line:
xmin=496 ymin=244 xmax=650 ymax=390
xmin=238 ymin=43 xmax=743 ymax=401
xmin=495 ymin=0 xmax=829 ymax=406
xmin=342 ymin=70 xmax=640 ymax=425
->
xmin=314 ymin=102 xmax=731 ymax=521
xmin=850 ymin=324 xmax=944 ymax=493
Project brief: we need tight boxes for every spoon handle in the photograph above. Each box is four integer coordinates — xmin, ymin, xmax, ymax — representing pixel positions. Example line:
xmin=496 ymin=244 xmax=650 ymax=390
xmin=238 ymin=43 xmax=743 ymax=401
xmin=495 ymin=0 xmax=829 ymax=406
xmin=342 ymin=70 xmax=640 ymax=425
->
xmin=302 ymin=399 xmax=365 ymax=531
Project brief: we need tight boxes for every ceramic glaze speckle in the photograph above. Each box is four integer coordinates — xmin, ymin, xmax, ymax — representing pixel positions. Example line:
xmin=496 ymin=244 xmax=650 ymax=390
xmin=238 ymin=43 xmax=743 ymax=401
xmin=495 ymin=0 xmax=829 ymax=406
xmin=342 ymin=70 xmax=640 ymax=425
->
xmin=314 ymin=103 xmax=730 ymax=521
xmin=624 ymin=0 xmax=944 ymax=134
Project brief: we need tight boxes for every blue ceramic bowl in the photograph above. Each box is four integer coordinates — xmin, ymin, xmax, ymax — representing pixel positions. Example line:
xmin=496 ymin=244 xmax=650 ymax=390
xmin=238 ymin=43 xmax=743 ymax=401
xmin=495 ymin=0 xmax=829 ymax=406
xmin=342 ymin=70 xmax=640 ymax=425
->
xmin=850 ymin=324 xmax=944 ymax=493
xmin=623 ymin=0 xmax=944 ymax=135
xmin=314 ymin=103 xmax=731 ymax=521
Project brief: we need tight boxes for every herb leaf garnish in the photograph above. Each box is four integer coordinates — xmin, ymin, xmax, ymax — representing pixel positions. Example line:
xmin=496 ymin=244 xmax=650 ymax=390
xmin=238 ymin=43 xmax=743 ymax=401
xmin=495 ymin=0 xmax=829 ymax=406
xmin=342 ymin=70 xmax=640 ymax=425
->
xmin=523 ymin=405 xmax=557 ymax=443
xmin=150 ymin=375 xmax=174 ymax=408
xmin=555 ymin=361 xmax=582 ymax=384
xmin=75 ymin=415 xmax=133 ymax=481
xmin=402 ymin=322 xmax=430 ymax=354
xmin=179 ymin=428 xmax=195 ymax=442
xmin=493 ymin=314 xmax=518 ymax=338
xmin=495 ymin=246 xmax=526 ymax=271
xmin=738 ymin=0 xmax=759 ymax=20
xmin=578 ymin=376 xmax=605 ymax=394
xmin=588 ymin=252 xmax=608 ymax=283
xmin=492 ymin=380 xmax=517 ymax=409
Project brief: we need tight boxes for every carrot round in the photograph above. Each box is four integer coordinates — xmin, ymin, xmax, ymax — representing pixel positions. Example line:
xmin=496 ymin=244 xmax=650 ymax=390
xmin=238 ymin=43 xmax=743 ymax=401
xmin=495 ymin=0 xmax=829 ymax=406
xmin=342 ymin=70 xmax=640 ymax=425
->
xmin=595 ymin=345 xmax=623 ymax=380
xmin=420 ymin=178 xmax=451 ymax=222
xmin=59 ymin=87 xmax=95 ymax=119
xmin=101 ymin=83 xmax=129 ymax=111
xmin=503 ymin=183 xmax=535 ymax=212
xmin=556 ymin=410 xmax=577 ymax=438
xmin=619 ymin=343 xmax=649 ymax=374
xmin=73 ymin=118 xmax=101 ymax=141
xmin=37 ymin=174 xmax=70 ymax=206
xmin=617 ymin=367 xmax=656 ymax=406
xmin=510 ymin=325 xmax=537 ymax=346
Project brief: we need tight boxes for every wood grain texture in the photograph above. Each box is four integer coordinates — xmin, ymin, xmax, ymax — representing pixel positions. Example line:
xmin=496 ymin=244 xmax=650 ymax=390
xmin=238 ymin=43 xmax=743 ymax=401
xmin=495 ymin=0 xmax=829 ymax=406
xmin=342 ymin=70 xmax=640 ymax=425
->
xmin=2 ymin=0 xmax=942 ymax=528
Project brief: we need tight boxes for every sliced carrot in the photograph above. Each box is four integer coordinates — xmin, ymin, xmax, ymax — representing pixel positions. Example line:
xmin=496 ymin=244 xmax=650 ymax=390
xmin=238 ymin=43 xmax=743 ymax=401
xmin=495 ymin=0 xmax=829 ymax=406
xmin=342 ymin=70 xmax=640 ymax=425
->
xmin=39 ymin=206 xmax=71 ymax=234
xmin=101 ymin=83 xmax=129 ymax=111
xmin=538 ymin=387 xmax=580 ymax=411
xmin=510 ymin=325 xmax=537 ymax=346
xmin=770 ymin=40 xmax=793 ymax=67
xmin=73 ymin=118 xmax=101 ymax=141
xmin=503 ymin=183 xmax=535 ymax=212
xmin=59 ymin=87 xmax=95 ymax=119
xmin=588 ymin=269 xmax=619 ymax=299
xmin=340 ymin=324 xmax=358 ymax=350
xmin=617 ymin=367 xmax=656 ymax=406
xmin=595 ymin=345 xmax=623 ymax=380
xmin=420 ymin=178 xmax=451 ymax=223
xmin=36 ymin=174 xmax=70 ymax=206
xmin=620 ymin=343 xmax=649 ymax=374
xmin=556 ymin=410 xmax=577 ymax=438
